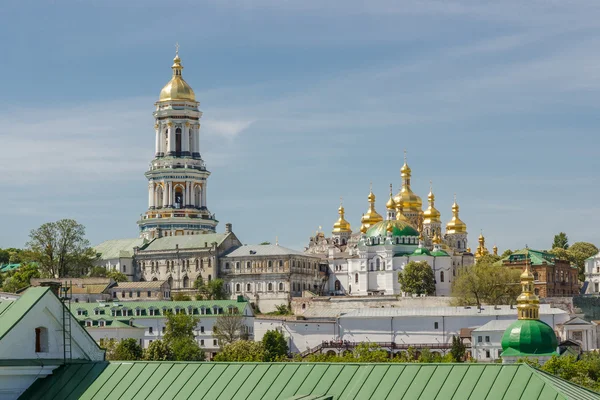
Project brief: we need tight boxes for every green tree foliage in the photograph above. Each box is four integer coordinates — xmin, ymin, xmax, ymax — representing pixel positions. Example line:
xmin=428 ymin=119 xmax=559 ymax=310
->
xmin=550 ymin=247 xmax=572 ymax=263
xmin=213 ymin=315 xmax=244 ymax=346
xmin=107 ymin=270 xmax=128 ymax=282
xmin=172 ymin=292 xmax=192 ymax=301
xmin=262 ymin=330 xmax=289 ymax=361
xmin=259 ymin=242 xmax=271 ymax=245
xmin=552 ymin=232 xmax=569 ymax=250
xmin=163 ymin=311 xmax=205 ymax=361
xmin=0 ymin=249 xmax=10 ymax=265
xmin=520 ymin=353 xmax=600 ymax=393
xmin=398 ymin=261 xmax=435 ymax=295
xmin=214 ymin=340 xmax=265 ymax=362
xmin=143 ymin=340 xmax=174 ymax=361
xmin=269 ymin=304 xmax=292 ymax=315
xmin=112 ymin=338 xmax=143 ymax=360
xmin=501 ymin=249 xmax=514 ymax=258
xmin=475 ymin=254 xmax=501 ymax=265
xmin=195 ymin=277 xmax=226 ymax=300
xmin=451 ymin=262 xmax=521 ymax=306
xmin=450 ymin=335 xmax=466 ymax=362
xmin=26 ymin=219 xmax=95 ymax=278
xmin=568 ymin=242 xmax=599 ymax=281
xmin=2 ymin=263 xmax=41 ymax=293
xmin=89 ymin=266 xmax=108 ymax=277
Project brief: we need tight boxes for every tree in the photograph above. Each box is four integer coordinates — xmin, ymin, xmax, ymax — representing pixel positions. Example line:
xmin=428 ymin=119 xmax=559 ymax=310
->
xmin=214 ymin=340 xmax=265 ymax=362
xmin=89 ymin=266 xmax=108 ymax=277
xmin=26 ymin=219 xmax=94 ymax=278
xmin=0 ymin=249 xmax=10 ymax=265
xmin=567 ymin=242 xmax=599 ymax=281
xmin=112 ymin=338 xmax=143 ymax=360
xmin=475 ymin=254 xmax=500 ymax=265
xmin=172 ymin=293 xmax=192 ymax=301
xmin=144 ymin=340 xmax=173 ymax=361
xmin=552 ymin=232 xmax=569 ymax=250
xmin=450 ymin=335 xmax=466 ymax=362
xmin=2 ymin=263 xmax=40 ymax=293
xmin=501 ymin=249 xmax=514 ymax=258
xmin=206 ymin=279 xmax=226 ymax=300
xmin=163 ymin=311 xmax=204 ymax=361
xmin=451 ymin=262 xmax=521 ymax=306
xmin=213 ymin=315 xmax=244 ymax=346
xmin=262 ymin=330 xmax=288 ymax=361
xmin=259 ymin=242 xmax=271 ymax=245
xmin=353 ymin=343 xmax=389 ymax=362
xmin=550 ymin=247 xmax=572 ymax=263
xmin=107 ymin=270 xmax=128 ymax=282
xmin=398 ymin=261 xmax=435 ymax=295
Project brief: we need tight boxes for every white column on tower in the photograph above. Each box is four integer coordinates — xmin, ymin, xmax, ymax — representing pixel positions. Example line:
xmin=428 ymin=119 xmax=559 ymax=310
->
xmin=168 ymin=123 xmax=175 ymax=153
xmin=154 ymin=187 xmax=158 ymax=208
xmin=190 ymin=184 xmax=196 ymax=207
xmin=154 ymin=124 xmax=160 ymax=155
xmin=201 ymin=182 xmax=207 ymax=207
xmin=185 ymin=181 xmax=190 ymax=206
xmin=195 ymin=124 xmax=200 ymax=154
xmin=162 ymin=182 xmax=168 ymax=207
xmin=148 ymin=183 xmax=154 ymax=208
xmin=167 ymin=182 xmax=173 ymax=206
xmin=182 ymin=124 xmax=189 ymax=154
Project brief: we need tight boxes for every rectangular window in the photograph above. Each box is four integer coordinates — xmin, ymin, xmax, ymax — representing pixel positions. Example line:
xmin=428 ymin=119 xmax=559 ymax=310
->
xmin=162 ymin=326 xmax=165 ymax=334
xmin=200 ymin=340 xmax=204 ymax=346
xmin=122 ymin=291 xmax=125 ymax=298
xmin=129 ymin=291 xmax=132 ymax=298
xmin=213 ymin=339 xmax=218 ymax=346
xmin=434 ymin=322 xmax=439 ymax=329
xmin=200 ymin=326 xmax=205 ymax=333
xmin=478 ymin=336 xmax=482 ymax=343
xmin=149 ymin=327 xmax=153 ymax=334
xmin=485 ymin=336 xmax=490 ymax=342
xmin=137 ymin=291 xmax=141 ymax=297
xmin=485 ymin=350 xmax=490 ymax=358
xmin=112 ymin=292 xmax=116 ymax=298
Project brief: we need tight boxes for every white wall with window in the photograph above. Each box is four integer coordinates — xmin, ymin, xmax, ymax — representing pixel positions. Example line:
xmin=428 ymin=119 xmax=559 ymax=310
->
xmin=584 ymin=251 xmax=600 ymax=294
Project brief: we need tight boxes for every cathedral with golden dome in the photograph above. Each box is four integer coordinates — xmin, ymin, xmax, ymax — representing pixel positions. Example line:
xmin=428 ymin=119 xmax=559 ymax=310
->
xmin=306 ymin=153 xmax=475 ymax=296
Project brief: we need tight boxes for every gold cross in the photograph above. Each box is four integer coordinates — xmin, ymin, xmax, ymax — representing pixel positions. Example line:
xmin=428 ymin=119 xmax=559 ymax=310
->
xmin=175 ymin=42 xmax=180 ymax=56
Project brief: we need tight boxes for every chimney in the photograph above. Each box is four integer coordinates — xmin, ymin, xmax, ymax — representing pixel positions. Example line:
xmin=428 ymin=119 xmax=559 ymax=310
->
xmin=40 ymin=281 xmax=61 ymax=297
xmin=225 ymin=223 xmax=232 ymax=233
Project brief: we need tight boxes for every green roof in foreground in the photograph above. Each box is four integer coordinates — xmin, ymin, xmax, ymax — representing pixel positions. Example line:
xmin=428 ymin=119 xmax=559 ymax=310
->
xmin=20 ymin=362 xmax=600 ymax=400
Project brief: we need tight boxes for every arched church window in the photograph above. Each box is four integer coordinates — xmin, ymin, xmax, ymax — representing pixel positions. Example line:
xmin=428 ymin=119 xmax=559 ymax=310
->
xmin=236 ymin=283 xmax=241 ymax=292
xmin=174 ymin=188 xmax=183 ymax=209
xmin=376 ymin=258 xmax=380 ymax=271
xmin=279 ymin=282 xmax=284 ymax=291
xmin=268 ymin=283 xmax=273 ymax=291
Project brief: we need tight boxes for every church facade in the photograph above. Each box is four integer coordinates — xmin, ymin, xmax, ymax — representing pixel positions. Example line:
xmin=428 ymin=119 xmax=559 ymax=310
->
xmin=306 ymin=155 xmax=475 ymax=296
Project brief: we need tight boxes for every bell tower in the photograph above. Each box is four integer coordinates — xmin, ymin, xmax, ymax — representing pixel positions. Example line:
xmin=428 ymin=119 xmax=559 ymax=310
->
xmin=138 ymin=47 xmax=218 ymax=239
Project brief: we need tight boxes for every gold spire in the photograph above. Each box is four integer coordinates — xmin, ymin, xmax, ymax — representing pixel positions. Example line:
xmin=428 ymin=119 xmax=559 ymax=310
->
xmin=475 ymin=230 xmax=489 ymax=259
xmin=360 ymin=182 xmax=383 ymax=230
xmin=394 ymin=150 xmax=423 ymax=213
xmin=493 ymin=244 xmax=498 ymax=256
xmin=423 ymin=180 xmax=441 ymax=224
xmin=517 ymin=248 xmax=539 ymax=320
xmin=332 ymin=198 xmax=351 ymax=233
xmin=446 ymin=193 xmax=467 ymax=234
xmin=159 ymin=45 xmax=196 ymax=102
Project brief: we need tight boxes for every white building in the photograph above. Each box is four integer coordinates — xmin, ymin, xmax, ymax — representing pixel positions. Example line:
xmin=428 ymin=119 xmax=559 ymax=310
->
xmin=557 ymin=317 xmax=598 ymax=352
xmin=254 ymin=304 xmax=569 ymax=356
xmin=71 ymin=297 xmax=254 ymax=359
xmin=471 ymin=320 xmax=513 ymax=362
xmin=220 ymin=244 xmax=325 ymax=313
xmin=584 ymin=251 xmax=600 ymax=294
xmin=0 ymin=286 xmax=104 ymax=399
xmin=306 ymin=157 xmax=475 ymax=297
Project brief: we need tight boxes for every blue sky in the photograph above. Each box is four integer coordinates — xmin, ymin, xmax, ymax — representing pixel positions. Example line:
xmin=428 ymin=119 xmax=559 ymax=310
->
xmin=1 ymin=0 xmax=600 ymax=252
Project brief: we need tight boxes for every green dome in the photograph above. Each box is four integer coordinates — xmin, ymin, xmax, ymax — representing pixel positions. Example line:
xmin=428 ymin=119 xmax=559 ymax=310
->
xmin=365 ymin=220 xmax=419 ymax=238
xmin=431 ymin=249 xmax=450 ymax=257
xmin=412 ymin=247 xmax=431 ymax=256
xmin=501 ymin=319 xmax=558 ymax=358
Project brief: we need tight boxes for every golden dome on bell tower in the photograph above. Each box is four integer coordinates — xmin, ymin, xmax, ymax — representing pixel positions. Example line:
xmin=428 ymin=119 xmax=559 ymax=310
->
xmin=158 ymin=45 xmax=196 ymax=102
xmin=360 ymin=183 xmax=383 ymax=230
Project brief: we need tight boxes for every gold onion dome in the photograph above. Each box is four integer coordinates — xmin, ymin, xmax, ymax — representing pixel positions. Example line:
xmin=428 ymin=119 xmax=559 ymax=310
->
xmin=159 ymin=49 xmax=196 ymax=102
xmin=360 ymin=184 xmax=383 ymax=229
xmin=386 ymin=192 xmax=396 ymax=210
xmin=332 ymin=202 xmax=352 ymax=233
xmin=394 ymin=151 xmax=423 ymax=213
xmin=423 ymin=181 xmax=441 ymax=224
xmin=446 ymin=194 xmax=467 ymax=234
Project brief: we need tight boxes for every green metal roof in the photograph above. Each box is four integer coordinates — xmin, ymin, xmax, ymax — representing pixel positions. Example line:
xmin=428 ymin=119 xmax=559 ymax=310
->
xmin=431 ymin=249 xmax=450 ymax=257
xmin=500 ymin=248 xmax=575 ymax=269
xmin=94 ymin=238 xmax=146 ymax=260
xmin=411 ymin=247 xmax=431 ymax=256
xmin=365 ymin=220 xmax=419 ymax=239
xmin=19 ymin=362 xmax=600 ymax=400
xmin=70 ymin=299 xmax=249 ymax=321
xmin=0 ymin=286 xmax=50 ymax=341
xmin=141 ymin=233 xmax=230 ymax=252
xmin=0 ymin=263 xmax=22 ymax=272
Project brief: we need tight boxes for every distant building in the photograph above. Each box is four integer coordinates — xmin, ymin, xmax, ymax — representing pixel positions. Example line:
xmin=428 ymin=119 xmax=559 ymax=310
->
xmin=584 ymin=251 xmax=600 ymax=294
xmin=499 ymin=248 xmax=579 ymax=297
xmin=108 ymin=280 xmax=171 ymax=301
xmin=71 ymin=297 xmax=253 ymax=360
xmin=220 ymin=244 xmax=325 ymax=313
xmin=306 ymin=163 xmax=475 ymax=297
xmin=30 ymin=278 xmax=113 ymax=303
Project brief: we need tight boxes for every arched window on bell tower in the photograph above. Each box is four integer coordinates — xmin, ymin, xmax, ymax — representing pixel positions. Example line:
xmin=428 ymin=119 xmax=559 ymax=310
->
xmin=175 ymin=128 xmax=182 ymax=154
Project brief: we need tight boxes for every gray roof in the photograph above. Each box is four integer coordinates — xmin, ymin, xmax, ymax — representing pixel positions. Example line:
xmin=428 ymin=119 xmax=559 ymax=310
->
xmin=141 ymin=233 xmax=230 ymax=252
xmin=339 ymin=304 xmax=567 ymax=318
xmin=94 ymin=238 xmax=146 ymax=260
xmin=221 ymin=244 xmax=315 ymax=258
xmin=472 ymin=319 xmax=515 ymax=332
xmin=112 ymin=281 xmax=167 ymax=289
